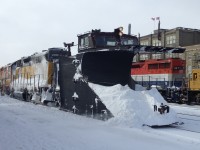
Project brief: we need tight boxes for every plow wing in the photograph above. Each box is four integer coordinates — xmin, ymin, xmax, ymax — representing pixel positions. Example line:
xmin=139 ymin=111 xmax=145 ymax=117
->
xmin=58 ymin=50 xmax=135 ymax=117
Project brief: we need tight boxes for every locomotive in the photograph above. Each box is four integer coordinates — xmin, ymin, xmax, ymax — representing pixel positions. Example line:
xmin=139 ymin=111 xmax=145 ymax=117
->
xmin=186 ymin=69 xmax=200 ymax=104
xmin=0 ymin=27 xmax=185 ymax=126
xmin=131 ymin=57 xmax=186 ymax=89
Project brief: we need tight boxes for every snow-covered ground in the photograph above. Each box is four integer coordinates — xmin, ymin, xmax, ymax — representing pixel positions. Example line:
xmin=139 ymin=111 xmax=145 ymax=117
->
xmin=1 ymin=95 xmax=200 ymax=150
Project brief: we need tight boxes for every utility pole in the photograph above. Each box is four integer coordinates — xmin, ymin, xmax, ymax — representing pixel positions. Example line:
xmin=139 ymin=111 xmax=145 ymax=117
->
xmin=128 ymin=24 xmax=131 ymax=35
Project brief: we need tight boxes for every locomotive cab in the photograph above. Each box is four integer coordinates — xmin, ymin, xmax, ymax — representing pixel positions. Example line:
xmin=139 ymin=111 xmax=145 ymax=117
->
xmin=77 ymin=29 xmax=139 ymax=53
xmin=74 ymin=29 xmax=139 ymax=86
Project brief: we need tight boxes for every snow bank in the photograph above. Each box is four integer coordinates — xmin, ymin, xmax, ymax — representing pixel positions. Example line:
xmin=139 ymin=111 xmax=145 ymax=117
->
xmin=1 ymin=95 xmax=199 ymax=150
xmin=89 ymin=83 xmax=180 ymax=127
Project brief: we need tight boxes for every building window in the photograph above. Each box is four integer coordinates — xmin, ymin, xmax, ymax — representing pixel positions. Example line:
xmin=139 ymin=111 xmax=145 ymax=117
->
xmin=140 ymin=40 xmax=149 ymax=46
xmin=139 ymin=54 xmax=149 ymax=60
xmin=152 ymin=39 xmax=161 ymax=46
xmin=166 ymin=35 xmax=176 ymax=44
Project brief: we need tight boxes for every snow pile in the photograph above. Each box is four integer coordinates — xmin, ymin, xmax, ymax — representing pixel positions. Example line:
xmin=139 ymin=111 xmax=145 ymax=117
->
xmin=135 ymin=84 xmax=146 ymax=91
xmin=1 ymin=95 xmax=199 ymax=150
xmin=89 ymin=83 xmax=180 ymax=127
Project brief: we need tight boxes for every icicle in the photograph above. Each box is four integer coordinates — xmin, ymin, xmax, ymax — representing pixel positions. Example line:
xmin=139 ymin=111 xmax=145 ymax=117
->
xmin=90 ymin=105 xmax=94 ymax=118
xmin=95 ymin=97 xmax=99 ymax=106
xmin=95 ymin=97 xmax=99 ymax=114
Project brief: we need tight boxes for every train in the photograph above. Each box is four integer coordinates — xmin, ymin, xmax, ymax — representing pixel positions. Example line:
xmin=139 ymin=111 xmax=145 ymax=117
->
xmin=131 ymin=57 xmax=186 ymax=89
xmin=131 ymin=53 xmax=200 ymax=105
xmin=187 ymin=69 xmax=200 ymax=104
xmin=0 ymin=27 xmax=185 ymax=126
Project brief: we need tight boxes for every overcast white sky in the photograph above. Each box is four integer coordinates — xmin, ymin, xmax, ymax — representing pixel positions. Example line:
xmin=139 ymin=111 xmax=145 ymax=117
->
xmin=0 ymin=0 xmax=200 ymax=65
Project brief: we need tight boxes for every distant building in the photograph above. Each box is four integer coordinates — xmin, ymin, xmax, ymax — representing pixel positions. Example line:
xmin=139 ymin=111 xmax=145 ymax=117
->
xmin=134 ymin=27 xmax=200 ymax=78
xmin=140 ymin=27 xmax=200 ymax=47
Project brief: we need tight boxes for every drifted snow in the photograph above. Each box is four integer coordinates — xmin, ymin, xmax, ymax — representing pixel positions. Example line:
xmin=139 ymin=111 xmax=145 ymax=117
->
xmin=73 ymin=61 xmax=83 ymax=82
xmin=73 ymin=72 xmax=83 ymax=81
xmin=72 ymin=92 xmax=79 ymax=98
xmin=1 ymin=95 xmax=200 ymax=150
xmin=88 ymin=83 xmax=180 ymax=127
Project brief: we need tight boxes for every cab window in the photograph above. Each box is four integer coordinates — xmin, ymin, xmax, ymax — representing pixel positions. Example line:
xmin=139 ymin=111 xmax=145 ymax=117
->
xmin=79 ymin=36 xmax=89 ymax=49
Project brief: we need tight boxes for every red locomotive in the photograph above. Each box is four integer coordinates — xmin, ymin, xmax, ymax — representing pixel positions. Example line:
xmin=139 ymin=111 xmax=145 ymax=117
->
xmin=131 ymin=57 xmax=186 ymax=89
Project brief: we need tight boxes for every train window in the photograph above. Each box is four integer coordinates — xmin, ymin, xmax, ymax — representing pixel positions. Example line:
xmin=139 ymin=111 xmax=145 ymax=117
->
xmin=80 ymin=38 xmax=84 ymax=47
xmin=148 ymin=64 xmax=158 ymax=69
xmin=107 ymin=41 xmax=116 ymax=46
xmin=159 ymin=63 xmax=170 ymax=69
xmin=79 ymin=36 xmax=90 ymax=49
xmin=105 ymin=37 xmax=116 ymax=46
xmin=23 ymin=57 xmax=31 ymax=63
xmin=35 ymin=56 xmax=42 ymax=63
xmin=173 ymin=66 xmax=184 ymax=70
xmin=132 ymin=65 xmax=141 ymax=68
xmin=95 ymin=36 xmax=105 ymax=46
xmin=95 ymin=36 xmax=116 ymax=47
xmin=193 ymin=73 xmax=197 ymax=80
xmin=95 ymin=35 xmax=137 ymax=47
xmin=85 ymin=37 xmax=89 ymax=46
xmin=121 ymin=38 xmax=135 ymax=45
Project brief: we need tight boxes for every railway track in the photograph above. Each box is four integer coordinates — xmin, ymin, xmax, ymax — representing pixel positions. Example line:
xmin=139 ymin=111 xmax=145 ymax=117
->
xmin=177 ymin=113 xmax=200 ymax=121
xmin=174 ymin=112 xmax=200 ymax=133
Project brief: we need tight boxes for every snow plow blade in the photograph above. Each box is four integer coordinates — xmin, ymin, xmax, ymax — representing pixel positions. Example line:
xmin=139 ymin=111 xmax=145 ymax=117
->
xmin=81 ymin=50 xmax=135 ymax=86
xmin=58 ymin=50 xmax=135 ymax=119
